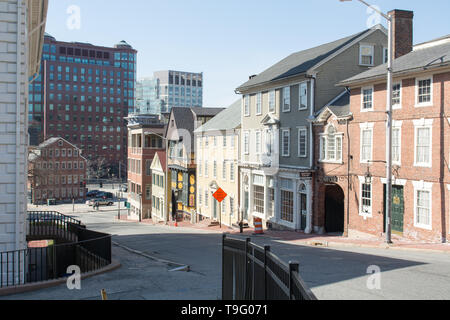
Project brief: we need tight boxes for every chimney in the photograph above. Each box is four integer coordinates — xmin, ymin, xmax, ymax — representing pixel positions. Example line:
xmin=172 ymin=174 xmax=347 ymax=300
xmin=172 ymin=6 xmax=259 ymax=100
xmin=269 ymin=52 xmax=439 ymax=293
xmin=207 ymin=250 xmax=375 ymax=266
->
xmin=388 ymin=9 xmax=414 ymax=59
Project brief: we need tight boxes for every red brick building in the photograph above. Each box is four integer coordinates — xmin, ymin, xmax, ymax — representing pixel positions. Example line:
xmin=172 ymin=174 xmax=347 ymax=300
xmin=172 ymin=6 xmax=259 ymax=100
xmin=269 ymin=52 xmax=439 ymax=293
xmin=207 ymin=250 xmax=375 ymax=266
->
xmin=125 ymin=115 xmax=166 ymax=221
xmin=339 ymin=10 xmax=450 ymax=242
xmin=28 ymin=137 xmax=88 ymax=204
xmin=313 ymin=91 xmax=352 ymax=235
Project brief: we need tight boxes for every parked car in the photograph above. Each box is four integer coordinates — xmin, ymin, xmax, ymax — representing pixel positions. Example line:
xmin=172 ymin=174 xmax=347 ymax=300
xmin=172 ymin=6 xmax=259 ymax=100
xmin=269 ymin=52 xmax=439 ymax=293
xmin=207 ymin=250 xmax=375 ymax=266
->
xmin=87 ymin=198 xmax=114 ymax=207
xmin=97 ymin=192 xmax=113 ymax=200
xmin=86 ymin=190 xmax=101 ymax=198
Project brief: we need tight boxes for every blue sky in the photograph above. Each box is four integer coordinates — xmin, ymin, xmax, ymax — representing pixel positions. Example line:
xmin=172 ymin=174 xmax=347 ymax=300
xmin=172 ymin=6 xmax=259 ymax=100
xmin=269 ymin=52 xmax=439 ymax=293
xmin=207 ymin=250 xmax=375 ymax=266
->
xmin=45 ymin=0 xmax=450 ymax=108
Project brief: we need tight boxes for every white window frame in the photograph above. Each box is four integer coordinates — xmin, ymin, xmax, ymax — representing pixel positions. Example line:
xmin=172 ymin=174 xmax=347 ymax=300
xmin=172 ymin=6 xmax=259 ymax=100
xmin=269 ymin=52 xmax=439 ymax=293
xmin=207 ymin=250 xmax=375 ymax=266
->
xmin=392 ymin=82 xmax=402 ymax=110
xmin=256 ymin=92 xmax=262 ymax=115
xmin=230 ymin=163 xmax=235 ymax=182
xmin=297 ymin=127 xmax=308 ymax=158
xmin=269 ymin=90 xmax=276 ymax=113
xmin=359 ymin=44 xmax=374 ymax=66
xmin=391 ymin=121 xmax=402 ymax=166
xmin=244 ymin=131 xmax=250 ymax=155
xmin=244 ymin=95 xmax=250 ymax=117
xmin=299 ymin=82 xmax=308 ymax=111
xmin=319 ymin=126 xmax=343 ymax=164
xmin=255 ymin=130 xmax=262 ymax=155
xmin=413 ymin=119 xmax=433 ymax=168
xmin=413 ymin=181 xmax=433 ymax=230
xmin=282 ymin=87 xmax=291 ymax=112
xmin=383 ymin=47 xmax=388 ymax=64
xmin=282 ymin=129 xmax=290 ymax=157
xmin=361 ymin=86 xmax=374 ymax=112
xmin=415 ymin=76 xmax=433 ymax=107
xmin=360 ymin=123 xmax=374 ymax=164
xmin=358 ymin=177 xmax=373 ymax=217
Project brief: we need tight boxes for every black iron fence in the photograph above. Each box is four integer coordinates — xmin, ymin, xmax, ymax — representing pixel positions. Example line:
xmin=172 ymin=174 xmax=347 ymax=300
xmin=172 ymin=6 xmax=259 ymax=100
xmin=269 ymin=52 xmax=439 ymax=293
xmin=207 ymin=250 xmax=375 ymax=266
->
xmin=27 ymin=211 xmax=84 ymax=243
xmin=222 ymin=234 xmax=317 ymax=300
xmin=0 ymin=212 xmax=111 ymax=289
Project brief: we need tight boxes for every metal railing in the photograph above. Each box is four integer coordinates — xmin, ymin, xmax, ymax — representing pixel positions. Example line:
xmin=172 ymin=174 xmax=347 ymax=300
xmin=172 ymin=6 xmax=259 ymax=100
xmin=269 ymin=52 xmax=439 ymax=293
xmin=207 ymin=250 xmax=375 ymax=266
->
xmin=0 ymin=212 xmax=111 ymax=289
xmin=222 ymin=234 xmax=317 ymax=300
xmin=27 ymin=211 xmax=84 ymax=243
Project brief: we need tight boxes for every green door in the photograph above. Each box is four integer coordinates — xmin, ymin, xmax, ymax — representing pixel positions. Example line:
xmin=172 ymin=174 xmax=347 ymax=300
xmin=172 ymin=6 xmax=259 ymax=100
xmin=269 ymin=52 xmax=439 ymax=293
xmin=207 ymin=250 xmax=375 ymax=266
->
xmin=384 ymin=185 xmax=404 ymax=234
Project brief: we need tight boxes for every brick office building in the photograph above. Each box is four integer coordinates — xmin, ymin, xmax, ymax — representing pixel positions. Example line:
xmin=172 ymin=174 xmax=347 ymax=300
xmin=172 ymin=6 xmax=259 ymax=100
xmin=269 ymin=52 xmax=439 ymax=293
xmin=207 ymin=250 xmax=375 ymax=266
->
xmin=27 ymin=34 xmax=137 ymax=179
xmin=340 ymin=10 xmax=450 ymax=242
xmin=28 ymin=138 xmax=88 ymax=204
xmin=126 ymin=114 xmax=166 ymax=221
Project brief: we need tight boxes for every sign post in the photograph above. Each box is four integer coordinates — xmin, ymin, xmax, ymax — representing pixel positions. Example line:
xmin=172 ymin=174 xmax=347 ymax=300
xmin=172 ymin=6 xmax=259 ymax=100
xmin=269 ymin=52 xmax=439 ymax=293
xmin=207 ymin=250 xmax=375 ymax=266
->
xmin=213 ymin=188 xmax=228 ymax=229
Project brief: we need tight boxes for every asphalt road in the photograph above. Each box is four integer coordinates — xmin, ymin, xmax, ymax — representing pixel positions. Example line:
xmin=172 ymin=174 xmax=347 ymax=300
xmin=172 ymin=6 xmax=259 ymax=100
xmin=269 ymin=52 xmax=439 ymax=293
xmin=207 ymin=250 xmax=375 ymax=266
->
xmin=7 ymin=205 xmax=450 ymax=300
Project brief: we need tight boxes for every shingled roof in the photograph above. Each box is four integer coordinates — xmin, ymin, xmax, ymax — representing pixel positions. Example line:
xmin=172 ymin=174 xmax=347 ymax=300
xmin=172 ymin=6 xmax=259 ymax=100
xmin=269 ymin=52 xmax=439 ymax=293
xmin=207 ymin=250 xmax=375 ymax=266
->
xmin=237 ymin=25 xmax=385 ymax=91
xmin=340 ymin=36 xmax=450 ymax=86
xmin=194 ymin=100 xmax=241 ymax=133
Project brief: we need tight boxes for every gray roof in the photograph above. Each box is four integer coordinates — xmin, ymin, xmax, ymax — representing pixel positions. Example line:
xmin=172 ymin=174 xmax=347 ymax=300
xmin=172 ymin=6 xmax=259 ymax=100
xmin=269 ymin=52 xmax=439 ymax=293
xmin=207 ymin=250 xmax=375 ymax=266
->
xmin=341 ymin=39 xmax=450 ymax=85
xmin=194 ymin=100 xmax=241 ymax=133
xmin=237 ymin=26 xmax=382 ymax=91
xmin=169 ymin=107 xmax=225 ymax=139
xmin=328 ymin=91 xmax=350 ymax=118
xmin=37 ymin=137 xmax=61 ymax=149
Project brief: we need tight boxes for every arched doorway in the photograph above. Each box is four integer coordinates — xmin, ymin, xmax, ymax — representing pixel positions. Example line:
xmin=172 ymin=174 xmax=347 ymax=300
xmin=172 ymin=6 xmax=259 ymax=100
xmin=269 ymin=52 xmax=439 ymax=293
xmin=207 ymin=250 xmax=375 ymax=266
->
xmin=325 ymin=184 xmax=345 ymax=234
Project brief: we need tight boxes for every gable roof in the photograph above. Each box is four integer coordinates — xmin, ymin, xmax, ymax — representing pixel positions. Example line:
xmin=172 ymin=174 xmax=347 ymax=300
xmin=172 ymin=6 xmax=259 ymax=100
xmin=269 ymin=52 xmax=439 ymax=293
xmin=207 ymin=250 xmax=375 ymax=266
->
xmin=340 ymin=37 xmax=450 ymax=86
xmin=237 ymin=25 xmax=385 ymax=91
xmin=152 ymin=151 xmax=167 ymax=172
xmin=194 ymin=100 xmax=241 ymax=133
xmin=315 ymin=91 xmax=351 ymax=123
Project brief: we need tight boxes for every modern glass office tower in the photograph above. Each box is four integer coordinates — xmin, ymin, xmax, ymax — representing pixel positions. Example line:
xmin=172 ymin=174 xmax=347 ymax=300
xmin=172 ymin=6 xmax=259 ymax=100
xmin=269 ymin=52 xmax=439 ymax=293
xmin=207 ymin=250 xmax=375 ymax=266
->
xmin=28 ymin=34 xmax=137 ymax=178
xmin=136 ymin=70 xmax=203 ymax=115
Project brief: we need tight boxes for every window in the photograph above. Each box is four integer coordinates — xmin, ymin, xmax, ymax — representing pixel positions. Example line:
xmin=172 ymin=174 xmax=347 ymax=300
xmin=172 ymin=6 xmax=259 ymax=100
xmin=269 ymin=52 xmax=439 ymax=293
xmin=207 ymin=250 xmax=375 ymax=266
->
xmin=362 ymin=87 xmax=373 ymax=110
xmin=392 ymin=83 xmax=401 ymax=108
xmin=299 ymin=82 xmax=308 ymax=110
xmin=213 ymin=161 xmax=217 ymax=178
xmin=269 ymin=90 xmax=276 ymax=113
xmin=256 ymin=93 xmax=262 ymax=115
xmin=281 ymin=189 xmax=294 ymax=223
xmin=255 ymin=131 xmax=261 ymax=155
xmin=244 ymin=131 xmax=250 ymax=155
xmin=283 ymin=87 xmax=290 ymax=112
xmin=230 ymin=197 xmax=235 ymax=217
xmin=254 ymin=185 xmax=265 ymax=215
xmin=204 ymin=160 xmax=208 ymax=177
xmin=360 ymin=44 xmax=374 ymax=66
xmin=360 ymin=126 xmax=373 ymax=163
xmin=361 ymin=182 xmax=372 ymax=216
xmin=222 ymin=163 xmax=227 ymax=180
xmin=383 ymin=47 xmax=389 ymax=64
xmin=320 ymin=125 xmax=342 ymax=162
xmin=282 ymin=130 xmax=290 ymax=157
xmin=415 ymin=125 xmax=432 ymax=167
xmin=230 ymin=163 xmax=235 ymax=182
xmin=416 ymin=78 xmax=433 ymax=106
xmin=413 ymin=181 xmax=432 ymax=229
xmin=391 ymin=127 xmax=401 ymax=165
xmin=244 ymin=95 xmax=250 ymax=116
xmin=298 ymin=128 xmax=307 ymax=158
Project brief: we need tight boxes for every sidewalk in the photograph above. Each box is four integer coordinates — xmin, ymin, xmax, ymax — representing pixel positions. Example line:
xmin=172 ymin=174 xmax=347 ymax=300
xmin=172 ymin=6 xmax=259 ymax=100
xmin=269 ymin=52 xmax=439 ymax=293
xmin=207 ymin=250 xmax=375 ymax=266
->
xmin=130 ymin=217 xmax=450 ymax=254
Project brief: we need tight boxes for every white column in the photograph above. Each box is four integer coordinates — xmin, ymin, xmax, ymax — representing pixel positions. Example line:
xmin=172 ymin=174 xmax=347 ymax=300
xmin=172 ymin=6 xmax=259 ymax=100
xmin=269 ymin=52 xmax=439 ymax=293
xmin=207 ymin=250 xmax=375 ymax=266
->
xmin=305 ymin=180 xmax=313 ymax=234
xmin=293 ymin=179 xmax=299 ymax=230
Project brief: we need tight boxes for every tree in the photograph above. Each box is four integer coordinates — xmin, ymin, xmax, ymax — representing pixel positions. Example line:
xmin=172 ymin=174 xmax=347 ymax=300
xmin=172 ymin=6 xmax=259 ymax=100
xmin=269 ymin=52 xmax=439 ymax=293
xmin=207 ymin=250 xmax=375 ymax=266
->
xmin=87 ymin=156 xmax=108 ymax=181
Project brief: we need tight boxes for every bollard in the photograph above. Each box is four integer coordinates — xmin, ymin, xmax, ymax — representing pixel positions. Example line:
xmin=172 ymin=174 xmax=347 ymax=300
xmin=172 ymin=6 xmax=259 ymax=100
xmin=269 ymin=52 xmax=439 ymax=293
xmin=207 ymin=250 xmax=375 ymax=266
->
xmin=101 ymin=289 xmax=108 ymax=300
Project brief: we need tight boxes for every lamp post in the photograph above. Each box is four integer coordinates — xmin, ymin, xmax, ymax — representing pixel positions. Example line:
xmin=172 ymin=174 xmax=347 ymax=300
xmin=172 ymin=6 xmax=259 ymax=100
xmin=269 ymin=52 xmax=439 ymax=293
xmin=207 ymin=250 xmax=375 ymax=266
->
xmin=340 ymin=0 xmax=393 ymax=244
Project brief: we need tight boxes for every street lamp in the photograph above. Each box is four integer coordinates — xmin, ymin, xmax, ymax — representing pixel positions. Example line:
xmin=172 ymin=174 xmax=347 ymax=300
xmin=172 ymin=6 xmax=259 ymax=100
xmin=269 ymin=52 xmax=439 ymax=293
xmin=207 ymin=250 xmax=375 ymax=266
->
xmin=340 ymin=0 xmax=394 ymax=244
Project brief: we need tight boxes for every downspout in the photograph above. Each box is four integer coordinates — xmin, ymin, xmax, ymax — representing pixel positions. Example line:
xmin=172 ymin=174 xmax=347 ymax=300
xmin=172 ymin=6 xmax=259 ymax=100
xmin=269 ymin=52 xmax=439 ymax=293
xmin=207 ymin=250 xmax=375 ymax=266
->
xmin=307 ymin=75 xmax=316 ymax=234
xmin=16 ymin=0 xmax=23 ymax=250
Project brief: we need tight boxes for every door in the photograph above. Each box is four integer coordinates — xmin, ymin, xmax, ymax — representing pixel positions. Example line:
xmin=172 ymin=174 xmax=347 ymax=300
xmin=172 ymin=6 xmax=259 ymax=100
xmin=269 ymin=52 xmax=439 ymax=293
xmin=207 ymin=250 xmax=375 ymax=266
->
xmin=300 ymin=193 xmax=307 ymax=231
xmin=325 ymin=184 xmax=345 ymax=233
xmin=384 ymin=185 xmax=404 ymax=234
xmin=244 ymin=191 xmax=249 ymax=221
xmin=213 ymin=198 xmax=218 ymax=219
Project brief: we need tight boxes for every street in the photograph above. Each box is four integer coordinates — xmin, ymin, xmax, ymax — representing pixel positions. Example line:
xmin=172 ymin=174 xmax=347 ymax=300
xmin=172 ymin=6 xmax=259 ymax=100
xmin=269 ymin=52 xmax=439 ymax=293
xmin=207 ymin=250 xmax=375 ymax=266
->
xmin=4 ymin=204 xmax=450 ymax=300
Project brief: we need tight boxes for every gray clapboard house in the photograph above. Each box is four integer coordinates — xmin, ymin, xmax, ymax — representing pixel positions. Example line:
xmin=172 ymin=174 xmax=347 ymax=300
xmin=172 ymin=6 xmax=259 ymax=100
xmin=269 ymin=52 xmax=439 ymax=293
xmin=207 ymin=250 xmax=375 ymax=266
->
xmin=236 ymin=24 xmax=387 ymax=232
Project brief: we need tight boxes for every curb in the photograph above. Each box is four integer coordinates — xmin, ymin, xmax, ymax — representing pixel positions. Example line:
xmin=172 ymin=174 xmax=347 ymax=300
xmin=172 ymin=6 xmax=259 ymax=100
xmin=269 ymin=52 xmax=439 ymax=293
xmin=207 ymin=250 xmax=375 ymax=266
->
xmin=0 ymin=260 xmax=121 ymax=297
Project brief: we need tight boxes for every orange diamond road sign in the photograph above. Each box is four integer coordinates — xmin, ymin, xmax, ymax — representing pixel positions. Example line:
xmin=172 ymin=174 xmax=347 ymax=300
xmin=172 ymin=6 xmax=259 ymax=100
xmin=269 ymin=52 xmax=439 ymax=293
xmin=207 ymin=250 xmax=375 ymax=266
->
xmin=213 ymin=188 xmax=227 ymax=203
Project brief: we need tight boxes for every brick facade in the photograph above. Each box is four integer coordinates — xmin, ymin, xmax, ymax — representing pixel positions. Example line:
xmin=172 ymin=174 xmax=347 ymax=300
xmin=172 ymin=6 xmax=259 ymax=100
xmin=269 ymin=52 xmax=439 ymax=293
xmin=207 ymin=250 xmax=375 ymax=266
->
xmin=28 ymin=138 xmax=87 ymax=204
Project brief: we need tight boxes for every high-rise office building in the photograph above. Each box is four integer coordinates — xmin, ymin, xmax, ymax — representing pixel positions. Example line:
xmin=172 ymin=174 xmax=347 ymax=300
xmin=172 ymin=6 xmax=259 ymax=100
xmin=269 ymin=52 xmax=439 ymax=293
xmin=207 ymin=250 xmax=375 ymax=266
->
xmin=28 ymin=34 xmax=137 ymax=178
xmin=135 ymin=70 xmax=203 ymax=115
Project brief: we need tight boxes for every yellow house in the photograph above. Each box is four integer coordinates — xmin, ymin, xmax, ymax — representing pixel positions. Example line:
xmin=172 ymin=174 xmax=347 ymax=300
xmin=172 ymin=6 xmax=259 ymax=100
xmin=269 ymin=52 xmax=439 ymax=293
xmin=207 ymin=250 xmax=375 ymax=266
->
xmin=195 ymin=101 xmax=241 ymax=227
